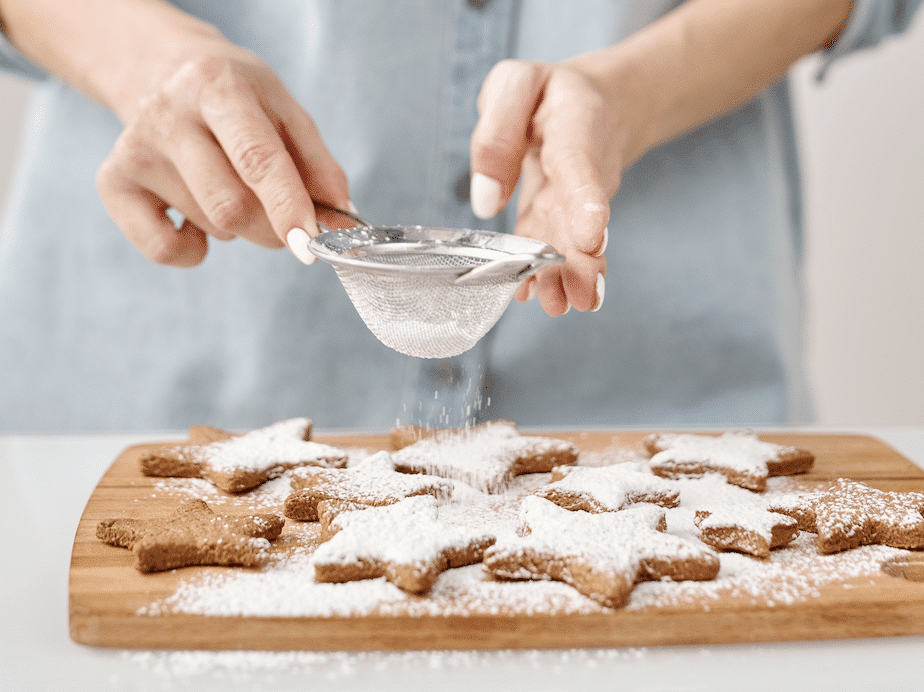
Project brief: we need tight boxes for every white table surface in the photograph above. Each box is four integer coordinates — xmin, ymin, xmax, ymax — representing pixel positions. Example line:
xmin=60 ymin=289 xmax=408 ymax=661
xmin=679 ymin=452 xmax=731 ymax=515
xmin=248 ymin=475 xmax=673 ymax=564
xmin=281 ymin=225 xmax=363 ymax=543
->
xmin=2 ymin=427 xmax=923 ymax=692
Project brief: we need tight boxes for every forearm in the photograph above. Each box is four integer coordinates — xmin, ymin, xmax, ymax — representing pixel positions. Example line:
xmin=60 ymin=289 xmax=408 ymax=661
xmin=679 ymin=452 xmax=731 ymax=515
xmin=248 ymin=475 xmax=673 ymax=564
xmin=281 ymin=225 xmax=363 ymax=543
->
xmin=0 ymin=0 xmax=226 ymax=120
xmin=576 ymin=0 xmax=853 ymax=166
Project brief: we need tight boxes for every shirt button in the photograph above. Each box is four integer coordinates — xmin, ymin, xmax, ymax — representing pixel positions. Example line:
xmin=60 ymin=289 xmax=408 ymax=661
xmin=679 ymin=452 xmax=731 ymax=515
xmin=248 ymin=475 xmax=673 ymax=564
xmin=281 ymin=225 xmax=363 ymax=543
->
xmin=454 ymin=172 xmax=470 ymax=202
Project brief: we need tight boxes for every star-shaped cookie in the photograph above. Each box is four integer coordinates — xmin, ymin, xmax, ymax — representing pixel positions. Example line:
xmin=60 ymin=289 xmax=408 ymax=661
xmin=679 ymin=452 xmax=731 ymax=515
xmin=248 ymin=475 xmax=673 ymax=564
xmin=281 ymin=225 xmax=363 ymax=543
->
xmin=643 ymin=431 xmax=814 ymax=492
xmin=483 ymin=497 xmax=720 ymax=608
xmin=140 ymin=418 xmax=348 ymax=493
xmin=694 ymin=505 xmax=799 ymax=558
xmin=390 ymin=420 xmax=578 ymax=493
xmin=96 ymin=499 xmax=285 ymax=573
xmin=768 ymin=478 xmax=924 ymax=554
xmin=535 ymin=462 xmax=680 ymax=513
xmin=283 ymin=451 xmax=453 ymax=521
xmin=311 ymin=495 xmax=496 ymax=594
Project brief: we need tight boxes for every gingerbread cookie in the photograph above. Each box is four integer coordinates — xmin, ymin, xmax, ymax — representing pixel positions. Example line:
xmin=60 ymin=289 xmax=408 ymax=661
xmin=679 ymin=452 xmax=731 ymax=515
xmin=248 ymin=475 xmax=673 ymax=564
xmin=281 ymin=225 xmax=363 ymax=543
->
xmin=694 ymin=506 xmax=799 ymax=558
xmin=389 ymin=420 xmax=517 ymax=450
xmin=140 ymin=418 xmax=348 ymax=493
xmin=643 ymin=431 xmax=814 ymax=492
xmin=483 ymin=497 xmax=720 ymax=608
xmin=311 ymin=495 xmax=496 ymax=594
xmin=535 ymin=462 xmax=679 ymax=513
xmin=96 ymin=499 xmax=284 ymax=573
xmin=769 ymin=478 xmax=924 ymax=554
xmin=391 ymin=420 xmax=578 ymax=493
xmin=283 ymin=451 xmax=453 ymax=521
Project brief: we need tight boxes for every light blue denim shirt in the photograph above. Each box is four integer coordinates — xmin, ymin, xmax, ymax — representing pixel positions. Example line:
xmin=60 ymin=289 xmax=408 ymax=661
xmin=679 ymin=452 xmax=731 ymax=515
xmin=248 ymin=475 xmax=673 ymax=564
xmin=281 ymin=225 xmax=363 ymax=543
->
xmin=0 ymin=0 xmax=920 ymax=432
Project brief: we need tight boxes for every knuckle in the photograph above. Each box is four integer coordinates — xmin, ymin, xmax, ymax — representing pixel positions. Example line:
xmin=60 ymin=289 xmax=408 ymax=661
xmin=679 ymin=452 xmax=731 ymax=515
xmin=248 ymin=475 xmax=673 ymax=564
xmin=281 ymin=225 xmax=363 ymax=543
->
xmin=262 ymin=187 xmax=297 ymax=225
xmin=232 ymin=138 xmax=280 ymax=184
xmin=471 ymin=136 xmax=519 ymax=168
xmin=142 ymin=233 xmax=181 ymax=266
xmin=134 ymin=88 xmax=181 ymax=141
xmin=188 ymin=55 xmax=235 ymax=86
xmin=204 ymin=192 xmax=248 ymax=232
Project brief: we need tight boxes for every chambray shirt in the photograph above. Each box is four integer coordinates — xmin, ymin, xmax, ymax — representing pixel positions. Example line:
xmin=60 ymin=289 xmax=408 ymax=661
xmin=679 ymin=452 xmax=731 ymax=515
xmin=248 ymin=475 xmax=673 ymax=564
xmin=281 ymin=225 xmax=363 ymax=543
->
xmin=0 ymin=0 xmax=919 ymax=432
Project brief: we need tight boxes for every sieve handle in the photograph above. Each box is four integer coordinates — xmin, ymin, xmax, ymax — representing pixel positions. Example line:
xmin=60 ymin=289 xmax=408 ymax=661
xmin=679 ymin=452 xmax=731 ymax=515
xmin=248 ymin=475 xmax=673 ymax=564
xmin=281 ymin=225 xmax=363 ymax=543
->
xmin=452 ymin=250 xmax=564 ymax=286
xmin=313 ymin=201 xmax=370 ymax=232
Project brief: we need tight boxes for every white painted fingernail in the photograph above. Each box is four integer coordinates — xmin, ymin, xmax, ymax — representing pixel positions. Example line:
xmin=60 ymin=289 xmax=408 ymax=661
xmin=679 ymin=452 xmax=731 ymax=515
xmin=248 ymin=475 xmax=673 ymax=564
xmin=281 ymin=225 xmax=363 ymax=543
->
xmin=526 ymin=280 xmax=538 ymax=302
xmin=347 ymin=200 xmax=359 ymax=215
xmin=593 ymin=227 xmax=609 ymax=257
xmin=470 ymin=173 xmax=502 ymax=220
xmin=562 ymin=303 xmax=571 ymax=315
xmin=287 ymin=227 xmax=316 ymax=265
xmin=591 ymin=272 xmax=605 ymax=312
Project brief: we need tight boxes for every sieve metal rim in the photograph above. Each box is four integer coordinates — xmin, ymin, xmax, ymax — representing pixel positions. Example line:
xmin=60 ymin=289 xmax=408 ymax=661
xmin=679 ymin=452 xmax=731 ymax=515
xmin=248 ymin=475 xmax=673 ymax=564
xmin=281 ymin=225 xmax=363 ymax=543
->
xmin=308 ymin=225 xmax=563 ymax=281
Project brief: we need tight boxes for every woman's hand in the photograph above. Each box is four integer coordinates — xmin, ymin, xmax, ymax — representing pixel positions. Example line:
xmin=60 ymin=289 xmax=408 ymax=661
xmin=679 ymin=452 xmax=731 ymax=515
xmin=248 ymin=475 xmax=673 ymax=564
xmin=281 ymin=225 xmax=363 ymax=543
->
xmin=96 ymin=41 xmax=350 ymax=267
xmin=469 ymin=59 xmax=624 ymax=315
xmin=469 ymin=0 xmax=852 ymax=317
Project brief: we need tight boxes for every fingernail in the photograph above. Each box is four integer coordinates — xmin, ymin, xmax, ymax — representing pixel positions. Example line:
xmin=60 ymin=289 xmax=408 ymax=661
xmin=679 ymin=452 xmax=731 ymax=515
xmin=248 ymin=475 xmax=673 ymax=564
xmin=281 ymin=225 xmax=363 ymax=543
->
xmin=471 ymin=173 xmax=502 ymax=220
xmin=562 ymin=303 xmax=571 ymax=315
xmin=593 ymin=227 xmax=609 ymax=257
xmin=526 ymin=280 xmax=538 ymax=302
xmin=287 ymin=227 xmax=316 ymax=265
xmin=591 ymin=272 xmax=605 ymax=312
xmin=347 ymin=200 xmax=359 ymax=215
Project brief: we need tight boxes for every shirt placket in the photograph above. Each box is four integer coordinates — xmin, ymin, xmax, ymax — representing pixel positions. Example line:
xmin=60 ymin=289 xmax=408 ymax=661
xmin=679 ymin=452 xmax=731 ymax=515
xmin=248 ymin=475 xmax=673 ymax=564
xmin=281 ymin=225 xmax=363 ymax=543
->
xmin=399 ymin=0 xmax=517 ymax=429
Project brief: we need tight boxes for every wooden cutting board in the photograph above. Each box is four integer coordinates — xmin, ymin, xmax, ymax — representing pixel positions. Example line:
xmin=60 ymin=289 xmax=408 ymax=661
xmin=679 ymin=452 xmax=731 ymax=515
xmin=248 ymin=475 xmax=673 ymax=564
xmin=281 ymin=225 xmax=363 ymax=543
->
xmin=69 ymin=431 xmax=924 ymax=650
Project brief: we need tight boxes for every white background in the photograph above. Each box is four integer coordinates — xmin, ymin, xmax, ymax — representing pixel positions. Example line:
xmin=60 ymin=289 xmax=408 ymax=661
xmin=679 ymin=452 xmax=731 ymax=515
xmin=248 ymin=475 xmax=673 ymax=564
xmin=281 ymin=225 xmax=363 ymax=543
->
xmin=0 ymin=18 xmax=922 ymax=426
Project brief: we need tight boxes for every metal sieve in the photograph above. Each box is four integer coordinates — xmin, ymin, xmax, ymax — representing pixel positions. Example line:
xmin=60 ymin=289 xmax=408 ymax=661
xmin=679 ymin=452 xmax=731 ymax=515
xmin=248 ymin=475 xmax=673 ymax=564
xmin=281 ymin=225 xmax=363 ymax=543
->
xmin=308 ymin=203 xmax=564 ymax=359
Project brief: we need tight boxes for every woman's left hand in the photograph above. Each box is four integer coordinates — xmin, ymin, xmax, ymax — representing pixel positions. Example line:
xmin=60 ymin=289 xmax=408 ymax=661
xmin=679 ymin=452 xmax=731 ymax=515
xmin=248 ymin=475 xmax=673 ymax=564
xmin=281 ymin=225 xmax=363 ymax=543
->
xmin=469 ymin=58 xmax=626 ymax=315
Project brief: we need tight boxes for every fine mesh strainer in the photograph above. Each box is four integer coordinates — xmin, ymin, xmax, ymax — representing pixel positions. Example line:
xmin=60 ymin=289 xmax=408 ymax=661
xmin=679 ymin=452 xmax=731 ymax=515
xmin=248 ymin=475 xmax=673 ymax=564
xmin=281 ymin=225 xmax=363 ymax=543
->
xmin=309 ymin=203 xmax=564 ymax=359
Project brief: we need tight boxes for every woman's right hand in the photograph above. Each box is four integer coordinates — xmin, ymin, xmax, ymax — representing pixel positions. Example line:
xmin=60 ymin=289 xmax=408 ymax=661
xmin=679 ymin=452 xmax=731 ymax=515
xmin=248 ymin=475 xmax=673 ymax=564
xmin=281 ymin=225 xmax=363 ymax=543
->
xmin=95 ymin=36 xmax=350 ymax=267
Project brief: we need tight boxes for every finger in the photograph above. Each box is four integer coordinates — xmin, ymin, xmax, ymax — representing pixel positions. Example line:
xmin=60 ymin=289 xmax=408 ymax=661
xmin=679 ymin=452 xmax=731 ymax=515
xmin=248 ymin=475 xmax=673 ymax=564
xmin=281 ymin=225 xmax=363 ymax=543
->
xmin=470 ymin=60 xmax=551 ymax=219
xmin=516 ymin=147 xmax=544 ymax=218
xmin=97 ymin=170 xmax=208 ymax=267
xmin=535 ymin=266 xmax=569 ymax=317
xmin=273 ymin=99 xmax=351 ymax=212
xmin=106 ymin=127 xmax=239 ymax=244
xmin=200 ymin=80 xmax=318 ymax=247
xmin=560 ymin=251 xmax=606 ymax=312
xmin=168 ymin=123 xmax=281 ymax=248
xmin=534 ymin=83 xmax=610 ymax=256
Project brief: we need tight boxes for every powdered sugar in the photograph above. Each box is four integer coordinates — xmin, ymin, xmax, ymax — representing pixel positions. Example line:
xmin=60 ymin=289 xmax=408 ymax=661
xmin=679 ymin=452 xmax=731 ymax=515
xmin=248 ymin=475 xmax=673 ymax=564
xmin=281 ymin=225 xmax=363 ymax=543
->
xmin=695 ymin=504 xmax=789 ymax=534
xmin=536 ymin=462 xmax=679 ymax=512
xmin=312 ymin=495 xmax=492 ymax=578
xmin=196 ymin=418 xmax=345 ymax=474
xmin=136 ymin=433 xmax=912 ymax=634
xmin=289 ymin=451 xmax=452 ymax=506
xmin=390 ymin=422 xmax=577 ymax=493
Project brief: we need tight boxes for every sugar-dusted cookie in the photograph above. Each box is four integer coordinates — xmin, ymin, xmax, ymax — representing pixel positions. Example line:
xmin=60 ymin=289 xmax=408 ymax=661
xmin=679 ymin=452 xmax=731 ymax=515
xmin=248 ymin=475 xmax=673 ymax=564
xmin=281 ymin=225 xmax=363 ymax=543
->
xmin=769 ymin=478 xmax=924 ymax=554
xmin=694 ymin=506 xmax=799 ymax=558
xmin=389 ymin=420 xmax=517 ymax=451
xmin=643 ymin=431 xmax=814 ymax=492
xmin=535 ymin=462 xmax=679 ymax=513
xmin=483 ymin=497 xmax=720 ymax=608
xmin=391 ymin=420 xmax=578 ymax=493
xmin=311 ymin=495 xmax=496 ymax=594
xmin=140 ymin=418 xmax=348 ymax=493
xmin=96 ymin=499 xmax=284 ymax=573
xmin=283 ymin=451 xmax=453 ymax=521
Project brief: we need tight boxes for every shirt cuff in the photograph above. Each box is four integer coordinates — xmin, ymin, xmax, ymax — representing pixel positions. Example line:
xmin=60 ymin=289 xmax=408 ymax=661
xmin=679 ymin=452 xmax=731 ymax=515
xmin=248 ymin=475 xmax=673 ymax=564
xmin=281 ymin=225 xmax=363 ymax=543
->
xmin=816 ymin=0 xmax=923 ymax=80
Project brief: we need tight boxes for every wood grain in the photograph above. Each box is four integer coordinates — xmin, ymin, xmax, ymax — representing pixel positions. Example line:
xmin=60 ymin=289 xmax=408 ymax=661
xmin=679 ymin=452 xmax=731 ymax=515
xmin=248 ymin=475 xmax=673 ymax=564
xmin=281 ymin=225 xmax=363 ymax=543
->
xmin=69 ymin=431 xmax=924 ymax=651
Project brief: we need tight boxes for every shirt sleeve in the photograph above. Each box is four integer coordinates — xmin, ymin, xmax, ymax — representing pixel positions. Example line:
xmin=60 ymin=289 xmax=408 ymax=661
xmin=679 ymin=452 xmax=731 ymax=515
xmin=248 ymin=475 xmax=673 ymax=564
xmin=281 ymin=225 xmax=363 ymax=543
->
xmin=0 ymin=26 xmax=49 ymax=81
xmin=817 ymin=0 xmax=924 ymax=78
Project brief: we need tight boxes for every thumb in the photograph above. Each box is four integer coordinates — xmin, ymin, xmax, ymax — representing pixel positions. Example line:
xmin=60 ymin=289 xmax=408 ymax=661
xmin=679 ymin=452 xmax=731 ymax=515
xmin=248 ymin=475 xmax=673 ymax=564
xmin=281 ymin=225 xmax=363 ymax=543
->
xmin=470 ymin=60 xmax=551 ymax=220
